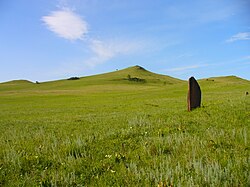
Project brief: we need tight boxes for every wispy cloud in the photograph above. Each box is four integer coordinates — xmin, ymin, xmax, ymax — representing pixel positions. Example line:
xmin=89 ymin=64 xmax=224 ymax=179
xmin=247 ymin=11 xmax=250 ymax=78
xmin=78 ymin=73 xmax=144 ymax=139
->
xmin=41 ymin=9 xmax=88 ymax=40
xmin=239 ymin=56 xmax=250 ymax=65
xmin=51 ymin=39 xmax=144 ymax=77
xmin=226 ymin=32 xmax=250 ymax=43
xmin=85 ymin=39 xmax=143 ymax=67
xmin=175 ymin=53 xmax=194 ymax=59
xmin=242 ymin=56 xmax=250 ymax=60
xmin=165 ymin=64 xmax=208 ymax=72
xmin=90 ymin=40 xmax=116 ymax=60
xmin=165 ymin=1 xmax=236 ymax=25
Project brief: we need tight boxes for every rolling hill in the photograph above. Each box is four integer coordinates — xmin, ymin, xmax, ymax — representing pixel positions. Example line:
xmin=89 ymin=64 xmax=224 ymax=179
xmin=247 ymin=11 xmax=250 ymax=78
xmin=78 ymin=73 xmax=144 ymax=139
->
xmin=0 ymin=66 xmax=249 ymax=92
xmin=0 ymin=66 xmax=185 ymax=93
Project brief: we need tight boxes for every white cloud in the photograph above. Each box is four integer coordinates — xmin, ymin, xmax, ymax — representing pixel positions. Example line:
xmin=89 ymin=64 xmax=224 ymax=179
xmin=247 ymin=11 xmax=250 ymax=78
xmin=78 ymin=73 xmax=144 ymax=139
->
xmin=226 ymin=32 xmax=250 ymax=43
xmin=42 ymin=9 xmax=88 ymax=40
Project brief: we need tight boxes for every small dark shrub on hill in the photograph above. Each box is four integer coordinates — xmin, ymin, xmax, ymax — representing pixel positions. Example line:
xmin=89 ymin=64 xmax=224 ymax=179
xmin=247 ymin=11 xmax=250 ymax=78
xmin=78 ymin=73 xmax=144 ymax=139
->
xmin=129 ymin=77 xmax=146 ymax=82
xmin=67 ymin=77 xmax=80 ymax=80
xmin=127 ymin=74 xmax=146 ymax=83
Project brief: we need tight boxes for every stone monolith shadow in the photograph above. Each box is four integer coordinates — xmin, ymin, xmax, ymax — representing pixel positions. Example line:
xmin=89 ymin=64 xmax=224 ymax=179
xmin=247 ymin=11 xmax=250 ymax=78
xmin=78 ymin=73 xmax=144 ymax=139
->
xmin=187 ymin=77 xmax=201 ymax=111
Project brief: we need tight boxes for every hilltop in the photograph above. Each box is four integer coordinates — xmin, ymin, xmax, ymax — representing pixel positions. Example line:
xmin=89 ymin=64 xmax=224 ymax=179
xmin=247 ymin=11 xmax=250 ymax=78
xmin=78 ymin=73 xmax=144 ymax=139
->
xmin=78 ymin=65 xmax=184 ymax=84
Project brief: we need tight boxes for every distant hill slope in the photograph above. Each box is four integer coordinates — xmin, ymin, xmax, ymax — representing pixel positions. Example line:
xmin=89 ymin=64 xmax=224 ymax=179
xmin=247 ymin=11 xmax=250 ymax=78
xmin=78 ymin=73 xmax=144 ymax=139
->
xmin=0 ymin=79 xmax=33 ymax=85
xmin=0 ymin=80 xmax=35 ymax=92
xmin=198 ymin=75 xmax=250 ymax=94
xmin=201 ymin=76 xmax=249 ymax=84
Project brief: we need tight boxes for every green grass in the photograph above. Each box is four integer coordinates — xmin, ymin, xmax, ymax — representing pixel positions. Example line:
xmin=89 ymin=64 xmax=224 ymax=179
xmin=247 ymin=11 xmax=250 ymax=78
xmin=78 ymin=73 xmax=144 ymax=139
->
xmin=0 ymin=66 xmax=249 ymax=186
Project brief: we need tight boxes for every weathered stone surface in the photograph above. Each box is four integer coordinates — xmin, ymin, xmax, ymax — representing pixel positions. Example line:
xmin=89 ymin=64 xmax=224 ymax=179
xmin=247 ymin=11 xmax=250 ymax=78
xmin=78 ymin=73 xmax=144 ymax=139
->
xmin=187 ymin=77 xmax=201 ymax=111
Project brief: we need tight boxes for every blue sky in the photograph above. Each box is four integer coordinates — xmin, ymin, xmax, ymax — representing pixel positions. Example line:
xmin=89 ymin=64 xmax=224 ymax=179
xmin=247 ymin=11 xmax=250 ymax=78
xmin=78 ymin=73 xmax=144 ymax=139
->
xmin=0 ymin=0 xmax=249 ymax=82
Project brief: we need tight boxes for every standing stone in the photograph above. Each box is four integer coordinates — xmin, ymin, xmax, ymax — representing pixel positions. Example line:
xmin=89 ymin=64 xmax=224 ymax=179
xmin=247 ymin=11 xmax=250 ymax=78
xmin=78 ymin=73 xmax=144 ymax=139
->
xmin=187 ymin=77 xmax=201 ymax=111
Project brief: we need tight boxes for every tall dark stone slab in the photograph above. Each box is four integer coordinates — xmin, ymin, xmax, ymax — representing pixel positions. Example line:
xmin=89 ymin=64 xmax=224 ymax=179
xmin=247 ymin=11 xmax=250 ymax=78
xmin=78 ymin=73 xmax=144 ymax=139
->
xmin=187 ymin=77 xmax=201 ymax=111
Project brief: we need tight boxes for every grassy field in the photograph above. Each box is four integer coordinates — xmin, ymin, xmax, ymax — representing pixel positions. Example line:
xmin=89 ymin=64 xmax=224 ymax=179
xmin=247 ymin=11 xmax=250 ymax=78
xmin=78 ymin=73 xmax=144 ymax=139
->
xmin=0 ymin=66 xmax=249 ymax=186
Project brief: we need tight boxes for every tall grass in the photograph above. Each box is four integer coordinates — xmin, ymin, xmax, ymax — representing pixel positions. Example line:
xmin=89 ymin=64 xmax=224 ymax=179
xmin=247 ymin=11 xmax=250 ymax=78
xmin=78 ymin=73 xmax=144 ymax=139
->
xmin=0 ymin=75 xmax=249 ymax=186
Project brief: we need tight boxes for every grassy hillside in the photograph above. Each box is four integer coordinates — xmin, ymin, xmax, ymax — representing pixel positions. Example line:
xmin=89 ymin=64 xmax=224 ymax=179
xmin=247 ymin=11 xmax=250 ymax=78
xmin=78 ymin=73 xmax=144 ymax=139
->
xmin=0 ymin=66 xmax=183 ymax=93
xmin=0 ymin=67 xmax=249 ymax=186
xmin=82 ymin=65 xmax=184 ymax=84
